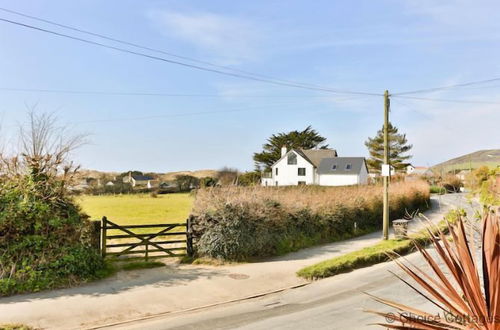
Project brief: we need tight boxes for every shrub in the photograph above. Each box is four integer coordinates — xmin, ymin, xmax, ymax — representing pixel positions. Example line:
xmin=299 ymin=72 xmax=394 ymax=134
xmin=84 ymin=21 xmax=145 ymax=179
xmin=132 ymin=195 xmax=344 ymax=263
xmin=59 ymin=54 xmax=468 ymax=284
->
xmin=191 ymin=181 xmax=430 ymax=260
xmin=442 ymin=174 xmax=462 ymax=192
xmin=0 ymin=111 xmax=104 ymax=296
xmin=429 ymin=185 xmax=446 ymax=194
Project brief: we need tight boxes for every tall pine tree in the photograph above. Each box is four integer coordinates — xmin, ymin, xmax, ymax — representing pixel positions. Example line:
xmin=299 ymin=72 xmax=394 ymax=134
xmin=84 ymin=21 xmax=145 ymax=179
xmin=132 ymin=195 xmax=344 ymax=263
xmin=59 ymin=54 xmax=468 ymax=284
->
xmin=364 ymin=123 xmax=412 ymax=173
xmin=253 ymin=126 xmax=328 ymax=171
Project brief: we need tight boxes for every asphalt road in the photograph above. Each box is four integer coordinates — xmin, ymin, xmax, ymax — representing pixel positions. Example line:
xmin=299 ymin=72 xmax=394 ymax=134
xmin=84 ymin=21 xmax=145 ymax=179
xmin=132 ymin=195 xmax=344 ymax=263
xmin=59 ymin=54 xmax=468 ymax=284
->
xmin=106 ymin=193 xmax=476 ymax=330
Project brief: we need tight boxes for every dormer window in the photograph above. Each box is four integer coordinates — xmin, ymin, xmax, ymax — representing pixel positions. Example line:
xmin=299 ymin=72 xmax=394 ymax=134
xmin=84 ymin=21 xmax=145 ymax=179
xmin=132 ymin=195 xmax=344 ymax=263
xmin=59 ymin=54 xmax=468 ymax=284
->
xmin=287 ymin=153 xmax=297 ymax=165
xmin=332 ymin=164 xmax=337 ymax=170
xmin=346 ymin=164 xmax=352 ymax=170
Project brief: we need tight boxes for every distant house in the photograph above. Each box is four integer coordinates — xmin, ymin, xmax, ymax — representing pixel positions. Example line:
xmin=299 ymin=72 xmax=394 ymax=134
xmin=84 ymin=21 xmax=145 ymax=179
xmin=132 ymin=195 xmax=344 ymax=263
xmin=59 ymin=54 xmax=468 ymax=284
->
xmin=261 ymin=146 xmax=368 ymax=187
xmin=456 ymin=169 xmax=472 ymax=181
xmin=407 ymin=165 xmax=430 ymax=175
xmin=123 ymin=172 xmax=155 ymax=188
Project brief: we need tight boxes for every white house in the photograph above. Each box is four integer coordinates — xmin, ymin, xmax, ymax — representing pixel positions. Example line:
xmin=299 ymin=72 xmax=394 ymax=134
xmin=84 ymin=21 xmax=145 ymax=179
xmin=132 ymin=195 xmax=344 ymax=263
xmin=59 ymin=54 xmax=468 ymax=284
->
xmin=261 ymin=147 xmax=369 ymax=187
xmin=407 ymin=165 xmax=430 ymax=175
xmin=123 ymin=172 xmax=155 ymax=188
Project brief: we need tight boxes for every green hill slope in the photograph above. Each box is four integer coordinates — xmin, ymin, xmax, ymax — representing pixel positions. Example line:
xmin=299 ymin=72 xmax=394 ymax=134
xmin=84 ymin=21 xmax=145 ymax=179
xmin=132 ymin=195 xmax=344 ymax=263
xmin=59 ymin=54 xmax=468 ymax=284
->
xmin=432 ymin=149 xmax=500 ymax=172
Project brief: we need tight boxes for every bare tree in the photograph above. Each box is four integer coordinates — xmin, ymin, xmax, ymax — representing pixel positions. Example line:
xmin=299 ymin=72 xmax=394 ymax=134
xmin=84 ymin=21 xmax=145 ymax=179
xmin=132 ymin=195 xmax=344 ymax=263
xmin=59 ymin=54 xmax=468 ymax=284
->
xmin=216 ymin=167 xmax=239 ymax=186
xmin=1 ymin=109 xmax=88 ymax=195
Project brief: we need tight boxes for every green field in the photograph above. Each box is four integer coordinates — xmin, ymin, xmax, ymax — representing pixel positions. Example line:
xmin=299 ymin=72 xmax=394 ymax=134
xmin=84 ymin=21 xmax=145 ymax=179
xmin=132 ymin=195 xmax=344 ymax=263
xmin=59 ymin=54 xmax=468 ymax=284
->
xmin=77 ymin=193 xmax=194 ymax=225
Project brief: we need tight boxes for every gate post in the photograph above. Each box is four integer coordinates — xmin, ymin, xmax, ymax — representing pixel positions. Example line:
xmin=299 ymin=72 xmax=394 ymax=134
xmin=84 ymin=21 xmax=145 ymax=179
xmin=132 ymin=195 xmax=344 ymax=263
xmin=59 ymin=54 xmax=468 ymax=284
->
xmin=186 ymin=216 xmax=194 ymax=257
xmin=101 ymin=216 xmax=108 ymax=258
xmin=90 ymin=220 xmax=101 ymax=251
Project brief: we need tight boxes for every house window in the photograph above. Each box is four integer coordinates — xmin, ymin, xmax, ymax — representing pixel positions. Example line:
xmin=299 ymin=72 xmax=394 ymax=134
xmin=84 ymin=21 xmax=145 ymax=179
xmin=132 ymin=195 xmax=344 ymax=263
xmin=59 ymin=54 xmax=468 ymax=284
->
xmin=287 ymin=153 xmax=297 ymax=165
xmin=298 ymin=168 xmax=306 ymax=176
xmin=346 ymin=164 xmax=352 ymax=170
xmin=275 ymin=167 xmax=278 ymax=176
xmin=298 ymin=181 xmax=306 ymax=185
xmin=332 ymin=164 xmax=337 ymax=170
xmin=275 ymin=181 xmax=278 ymax=186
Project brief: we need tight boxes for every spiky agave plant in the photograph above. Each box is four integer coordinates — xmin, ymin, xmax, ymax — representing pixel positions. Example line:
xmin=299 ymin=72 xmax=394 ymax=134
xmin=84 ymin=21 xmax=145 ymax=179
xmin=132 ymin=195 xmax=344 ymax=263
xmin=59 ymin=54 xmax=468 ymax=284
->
xmin=369 ymin=208 xmax=500 ymax=329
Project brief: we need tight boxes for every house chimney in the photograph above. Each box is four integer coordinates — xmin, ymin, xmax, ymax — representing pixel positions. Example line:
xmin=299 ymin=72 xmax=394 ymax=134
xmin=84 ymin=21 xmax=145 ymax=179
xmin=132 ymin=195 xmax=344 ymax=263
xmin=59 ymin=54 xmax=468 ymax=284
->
xmin=281 ymin=146 xmax=287 ymax=157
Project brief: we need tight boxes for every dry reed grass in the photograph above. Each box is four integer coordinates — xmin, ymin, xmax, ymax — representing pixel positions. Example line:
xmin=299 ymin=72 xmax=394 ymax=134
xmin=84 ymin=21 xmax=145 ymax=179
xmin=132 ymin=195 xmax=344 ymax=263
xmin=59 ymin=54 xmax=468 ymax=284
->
xmin=193 ymin=181 xmax=430 ymax=215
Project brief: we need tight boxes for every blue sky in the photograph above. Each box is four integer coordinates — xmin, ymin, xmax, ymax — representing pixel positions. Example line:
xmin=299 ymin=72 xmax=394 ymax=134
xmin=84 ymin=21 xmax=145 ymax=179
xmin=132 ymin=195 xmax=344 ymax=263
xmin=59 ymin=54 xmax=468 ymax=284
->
xmin=0 ymin=0 xmax=499 ymax=172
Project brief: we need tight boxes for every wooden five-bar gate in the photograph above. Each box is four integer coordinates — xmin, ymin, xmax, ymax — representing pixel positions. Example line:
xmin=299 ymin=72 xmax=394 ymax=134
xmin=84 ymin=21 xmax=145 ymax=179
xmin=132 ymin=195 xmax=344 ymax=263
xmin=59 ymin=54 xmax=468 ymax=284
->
xmin=98 ymin=216 xmax=194 ymax=260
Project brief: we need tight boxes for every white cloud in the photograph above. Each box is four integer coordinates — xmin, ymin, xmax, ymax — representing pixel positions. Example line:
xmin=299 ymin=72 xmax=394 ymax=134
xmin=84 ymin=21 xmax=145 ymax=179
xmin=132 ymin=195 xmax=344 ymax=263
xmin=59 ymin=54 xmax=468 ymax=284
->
xmin=401 ymin=96 xmax=500 ymax=166
xmin=403 ymin=0 xmax=500 ymax=34
xmin=148 ymin=10 xmax=263 ymax=64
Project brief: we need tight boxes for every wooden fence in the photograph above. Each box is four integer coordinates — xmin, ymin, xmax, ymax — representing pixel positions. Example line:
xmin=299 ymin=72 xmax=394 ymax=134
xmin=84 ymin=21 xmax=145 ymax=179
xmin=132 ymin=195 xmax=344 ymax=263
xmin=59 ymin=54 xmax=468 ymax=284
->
xmin=96 ymin=216 xmax=193 ymax=260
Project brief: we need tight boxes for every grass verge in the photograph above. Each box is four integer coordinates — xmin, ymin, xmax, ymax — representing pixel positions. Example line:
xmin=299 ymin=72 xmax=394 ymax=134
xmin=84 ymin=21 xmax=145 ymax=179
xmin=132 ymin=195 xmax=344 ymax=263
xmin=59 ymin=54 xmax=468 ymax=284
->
xmin=430 ymin=186 xmax=446 ymax=195
xmin=297 ymin=211 xmax=460 ymax=280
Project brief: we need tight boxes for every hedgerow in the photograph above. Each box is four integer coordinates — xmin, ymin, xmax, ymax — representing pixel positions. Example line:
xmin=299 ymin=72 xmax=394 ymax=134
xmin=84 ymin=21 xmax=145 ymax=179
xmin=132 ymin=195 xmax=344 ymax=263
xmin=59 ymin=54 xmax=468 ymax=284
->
xmin=191 ymin=181 xmax=430 ymax=261
xmin=0 ymin=112 xmax=104 ymax=296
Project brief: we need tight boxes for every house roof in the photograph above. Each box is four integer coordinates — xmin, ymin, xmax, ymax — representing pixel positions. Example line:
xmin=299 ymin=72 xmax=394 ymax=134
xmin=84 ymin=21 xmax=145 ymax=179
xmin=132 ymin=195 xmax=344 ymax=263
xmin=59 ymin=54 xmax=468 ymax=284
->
xmin=132 ymin=175 xmax=154 ymax=181
xmin=317 ymin=157 xmax=367 ymax=175
xmin=294 ymin=149 xmax=338 ymax=167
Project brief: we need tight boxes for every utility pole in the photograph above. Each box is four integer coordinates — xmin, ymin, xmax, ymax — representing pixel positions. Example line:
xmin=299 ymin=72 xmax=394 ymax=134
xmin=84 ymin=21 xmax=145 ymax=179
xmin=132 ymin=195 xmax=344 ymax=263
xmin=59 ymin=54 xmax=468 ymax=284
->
xmin=382 ymin=90 xmax=390 ymax=240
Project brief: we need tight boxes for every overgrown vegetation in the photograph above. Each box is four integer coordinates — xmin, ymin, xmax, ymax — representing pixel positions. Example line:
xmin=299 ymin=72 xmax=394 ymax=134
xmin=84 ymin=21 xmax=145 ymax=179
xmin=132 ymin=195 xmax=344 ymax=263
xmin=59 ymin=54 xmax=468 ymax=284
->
xmin=190 ymin=181 xmax=430 ymax=261
xmin=466 ymin=166 xmax=500 ymax=206
xmin=0 ymin=112 xmax=104 ymax=296
xmin=429 ymin=185 xmax=446 ymax=194
xmin=297 ymin=209 xmax=462 ymax=279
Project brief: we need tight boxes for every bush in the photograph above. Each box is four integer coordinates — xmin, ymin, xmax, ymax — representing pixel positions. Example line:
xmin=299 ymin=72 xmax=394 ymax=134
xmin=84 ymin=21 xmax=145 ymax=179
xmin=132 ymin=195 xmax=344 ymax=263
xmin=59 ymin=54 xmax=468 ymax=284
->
xmin=442 ymin=175 xmax=462 ymax=192
xmin=0 ymin=111 xmax=104 ymax=296
xmin=0 ymin=173 xmax=104 ymax=296
xmin=429 ymin=185 xmax=446 ymax=194
xmin=191 ymin=182 xmax=430 ymax=261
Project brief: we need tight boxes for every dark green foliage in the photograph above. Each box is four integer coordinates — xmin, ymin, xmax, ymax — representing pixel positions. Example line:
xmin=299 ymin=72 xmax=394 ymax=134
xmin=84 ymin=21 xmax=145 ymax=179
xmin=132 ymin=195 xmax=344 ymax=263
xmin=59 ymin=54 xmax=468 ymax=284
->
xmin=253 ymin=126 xmax=329 ymax=170
xmin=365 ymin=122 xmax=412 ymax=173
xmin=191 ymin=191 xmax=429 ymax=261
xmin=238 ymin=171 xmax=261 ymax=186
xmin=174 ymin=175 xmax=200 ymax=192
xmin=86 ymin=181 xmax=134 ymax=195
xmin=200 ymin=177 xmax=218 ymax=187
xmin=0 ymin=168 xmax=104 ymax=296
xmin=430 ymin=185 xmax=446 ymax=194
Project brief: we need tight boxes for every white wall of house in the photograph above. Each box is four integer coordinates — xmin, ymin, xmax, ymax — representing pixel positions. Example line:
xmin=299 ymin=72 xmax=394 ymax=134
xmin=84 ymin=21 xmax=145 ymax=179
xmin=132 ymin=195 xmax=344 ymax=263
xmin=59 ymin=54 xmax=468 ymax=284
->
xmin=318 ymin=174 xmax=359 ymax=186
xmin=272 ymin=151 xmax=315 ymax=186
xmin=261 ymin=177 xmax=273 ymax=186
xmin=317 ymin=161 xmax=368 ymax=186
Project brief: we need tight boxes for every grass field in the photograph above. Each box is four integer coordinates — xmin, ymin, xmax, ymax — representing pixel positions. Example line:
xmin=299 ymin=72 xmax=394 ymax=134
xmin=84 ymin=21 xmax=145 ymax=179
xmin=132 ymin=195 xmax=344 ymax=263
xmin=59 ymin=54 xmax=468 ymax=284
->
xmin=77 ymin=193 xmax=194 ymax=225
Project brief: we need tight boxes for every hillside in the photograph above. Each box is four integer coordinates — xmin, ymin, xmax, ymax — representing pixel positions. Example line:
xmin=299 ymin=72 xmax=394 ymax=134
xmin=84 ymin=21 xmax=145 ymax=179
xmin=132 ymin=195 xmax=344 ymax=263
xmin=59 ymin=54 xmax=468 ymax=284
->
xmin=160 ymin=170 xmax=218 ymax=181
xmin=431 ymin=149 xmax=500 ymax=172
xmin=77 ymin=169 xmax=218 ymax=181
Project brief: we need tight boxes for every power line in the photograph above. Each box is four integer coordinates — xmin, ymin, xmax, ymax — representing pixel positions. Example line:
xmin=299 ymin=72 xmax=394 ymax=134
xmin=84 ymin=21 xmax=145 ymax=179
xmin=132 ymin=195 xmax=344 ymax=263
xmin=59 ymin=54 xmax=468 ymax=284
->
xmin=394 ymin=77 xmax=500 ymax=96
xmin=0 ymin=6 xmax=353 ymax=93
xmin=0 ymin=87 xmax=363 ymax=99
xmin=0 ymin=6 xmax=313 ymax=86
xmin=392 ymin=95 xmax=500 ymax=105
xmin=0 ymin=16 xmax=382 ymax=97
xmin=3 ymin=100 xmax=358 ymax=127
